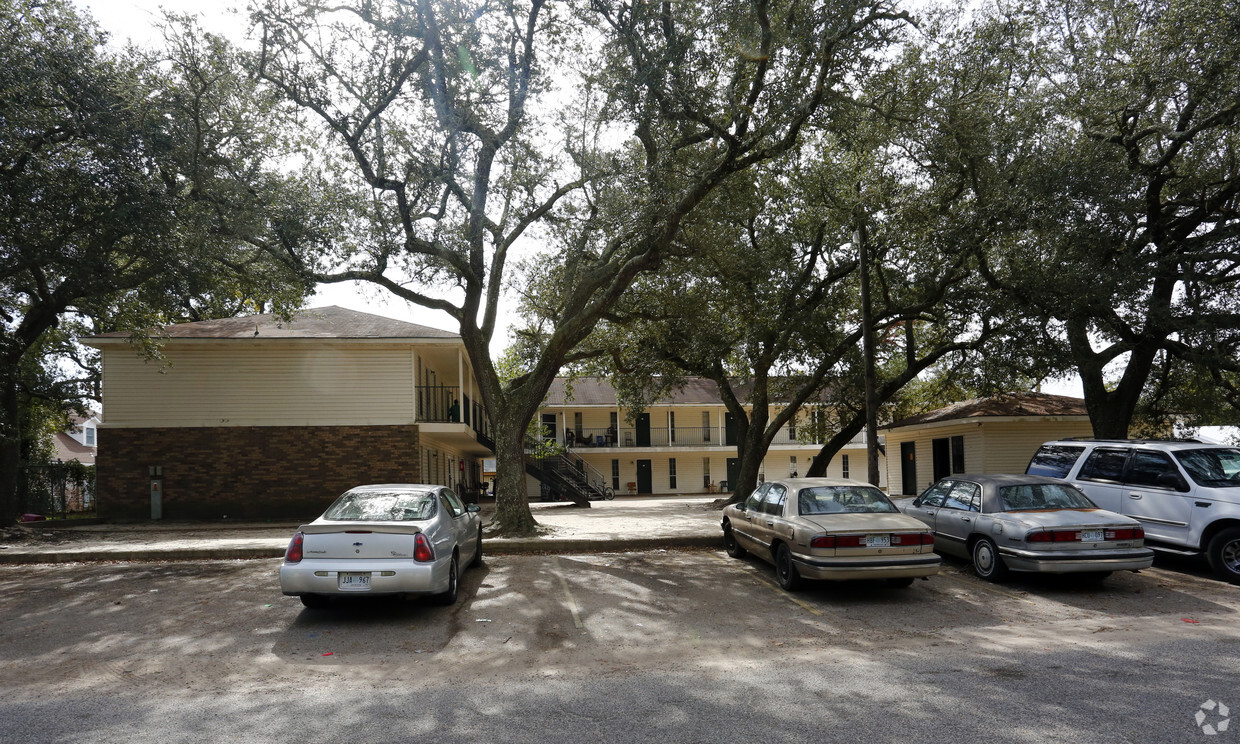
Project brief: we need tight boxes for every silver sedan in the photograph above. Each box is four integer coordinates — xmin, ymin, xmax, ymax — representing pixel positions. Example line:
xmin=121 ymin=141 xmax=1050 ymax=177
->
xmin=279 ymin=484 xmax=483 ymax=608
xmin=900 ymin=474 xmax=1154 ymax=581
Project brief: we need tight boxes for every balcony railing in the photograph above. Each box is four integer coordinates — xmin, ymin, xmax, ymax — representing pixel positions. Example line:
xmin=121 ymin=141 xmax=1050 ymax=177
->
xmin=563 ymin=426 xmax=850 ymax=448
xmin=416 ymin=385 xmax=492 ymax=441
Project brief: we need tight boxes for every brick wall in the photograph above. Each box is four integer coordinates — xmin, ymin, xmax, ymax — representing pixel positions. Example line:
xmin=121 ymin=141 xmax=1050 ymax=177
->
xmin=96 ymin=425 xmax=421 ymax=520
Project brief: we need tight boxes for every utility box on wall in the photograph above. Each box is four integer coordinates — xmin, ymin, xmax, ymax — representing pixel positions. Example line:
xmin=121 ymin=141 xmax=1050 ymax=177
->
xmin=149 ymin=466 xmax=163 ymax=520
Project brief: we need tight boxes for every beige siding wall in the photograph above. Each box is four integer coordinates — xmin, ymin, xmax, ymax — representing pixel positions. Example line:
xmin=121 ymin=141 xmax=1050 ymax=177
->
xmin=885 ymin=418 xmax=1094 ymax=496
xmin=101 ymin=342 xmax=417 ymax=427
xmin=979 ymin=420 xmax=1094 ymax=473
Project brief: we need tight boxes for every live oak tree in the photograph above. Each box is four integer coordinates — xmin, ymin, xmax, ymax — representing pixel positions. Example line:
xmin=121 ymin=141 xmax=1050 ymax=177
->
xmin=567 ymin=12 xmax=1037 ymax=505
xmin=0 ymin=1 xmax=311 ymax=525
xmin=249 ymin=0 xmax=910 ymax=534
xmin=953 ymin=0 xmax=1240 ymax=438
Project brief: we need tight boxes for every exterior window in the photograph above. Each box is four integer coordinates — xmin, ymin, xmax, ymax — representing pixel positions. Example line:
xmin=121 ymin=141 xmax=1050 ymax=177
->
xmin=745 ymin=483 xmax=768 ymax=511
xmin=951 ymin=435 xmax=965 ymax=473
xmin=918 ymin=480 xmax=952 ymax=507
xmin=789 ymin=418 xmax=797 ymax=441
xmin=669 ymin=411 xmax=676 ymax=443
xmin=703 ymin=458 xmax=711 ymax=488
xmin=1079 ymin=449 xmax=1129 ymax=482
xmin=574 ymin=412 xmax=583 ymax=437
xmin=669 ymin=458 xmax=677 ymax=489
xmin=789 ymin=456 xmax=797 ymax=478
xmin=1027 ymin=445 xmax=1085 ymax=478
xmin=761 ymin=484 xmax=786 ymax=515
xmin=611 ymin=459 xmax=620 ymax=490
xmin=943 ymin=482 xmax=981 ymax=512
xmin=841 ymin=454 xmax=850 ymax=479
xmin=85 ymin=428 xmax=96 ymax=446
xmin=1126 ymin=451 xmax=1180 ymax=488
xmin=702 ymin=412 xmax=711 ymax=442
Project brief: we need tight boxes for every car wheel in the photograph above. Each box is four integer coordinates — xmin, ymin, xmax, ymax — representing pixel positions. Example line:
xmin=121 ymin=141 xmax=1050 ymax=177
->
xmin=300 ymin=594 xmax=329 ymax=609
xmin=723 ymin=524 xmax=747 ymax=559
xmin=775 ymin=543 xmax=802 ymax=591
xmin=469 ymin=526 xmax=483 ymax=568
xmin=1206 ymin=527 xmax=1240 ymax=584
xmin=432 ymin=553 xmax=460 ymax=606
xmin=887 ymin=577 xmax=915 ymax=588
xmin=971 ymin=537 xmax=1009 ymax=582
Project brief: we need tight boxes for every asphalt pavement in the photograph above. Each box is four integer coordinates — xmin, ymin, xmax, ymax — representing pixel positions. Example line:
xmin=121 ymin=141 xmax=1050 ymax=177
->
xmin=0 ymin=495 xmax=724 ymax=563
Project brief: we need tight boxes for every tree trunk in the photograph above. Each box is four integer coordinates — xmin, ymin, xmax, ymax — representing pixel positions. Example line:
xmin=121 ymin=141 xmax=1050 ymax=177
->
xmin=0 ymin=363 xmax=22 ymax=526
xmin=489 ymin=411 xmax=539 ymax=536
xmin=805 ymin=415 xmax=867 ymax=477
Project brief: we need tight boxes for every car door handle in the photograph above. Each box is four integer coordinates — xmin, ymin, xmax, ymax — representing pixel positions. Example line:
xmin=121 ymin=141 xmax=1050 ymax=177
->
xmin=960 ymin=517 xmax=972 ymax=523
xmin=1128 ymin=493 xmax=1142 ymax=500
xmin=766 ymin=521 xmax=775 ymax=527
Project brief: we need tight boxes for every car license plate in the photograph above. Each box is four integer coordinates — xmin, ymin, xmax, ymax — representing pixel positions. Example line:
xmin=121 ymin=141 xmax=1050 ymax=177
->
xmin=866 ymin=534 xmax=891 ymax=548
xmin=1080 ymin=530 xmax=1104 ymax=543
xmin=338 ymin=572 xmax=371 ymax=590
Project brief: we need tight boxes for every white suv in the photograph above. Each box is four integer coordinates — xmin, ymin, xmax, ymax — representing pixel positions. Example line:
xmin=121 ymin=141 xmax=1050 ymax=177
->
xmin=1027 ymin=440 xmax=1240 ymax=583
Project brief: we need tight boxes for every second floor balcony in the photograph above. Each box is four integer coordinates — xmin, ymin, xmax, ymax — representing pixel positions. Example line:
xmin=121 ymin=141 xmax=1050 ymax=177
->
xmin=559 ymin=425 xmax=858 ymax=449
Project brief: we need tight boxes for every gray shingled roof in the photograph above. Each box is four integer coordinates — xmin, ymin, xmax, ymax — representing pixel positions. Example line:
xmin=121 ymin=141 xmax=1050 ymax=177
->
xmin=85 ymin=306 xmax=458 ymax=341
xmin=546 ymin=377 xmax=726 ymax=406
xmin=544 ymin=377 xmax=807 ymax=406
xmin=885 ymin=392 xmax=1088 ymax=429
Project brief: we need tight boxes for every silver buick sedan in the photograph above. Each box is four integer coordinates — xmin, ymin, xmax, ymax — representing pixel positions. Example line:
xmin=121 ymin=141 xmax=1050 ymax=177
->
xmin=721 ymin=478 xmax=941 ymax=591
xmin=279 ymin=484 xmax=483 ymax=608
xmin=901 ymin=474 xmax=1154 ymax=581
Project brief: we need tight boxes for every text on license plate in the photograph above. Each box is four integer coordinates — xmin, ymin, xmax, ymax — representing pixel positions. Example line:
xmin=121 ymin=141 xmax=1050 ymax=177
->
xmin=338 ymin=572 xmax=371 ymax=590
xmin=866 ymin=534 xmax=891 ymax=548
xmin=1080 ymin=530 xmax=1104 ymax=542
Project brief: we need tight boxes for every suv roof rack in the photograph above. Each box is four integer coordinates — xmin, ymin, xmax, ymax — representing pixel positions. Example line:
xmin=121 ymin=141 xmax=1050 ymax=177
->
xmin=1059 ymin=437 xmax=1206 ymax=444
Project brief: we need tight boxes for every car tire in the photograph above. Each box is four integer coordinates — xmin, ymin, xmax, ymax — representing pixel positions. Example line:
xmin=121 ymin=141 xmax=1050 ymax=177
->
xmin=469 ymin=526 xmax=484 ymax=568
xmin=300 ymin=594 xmax=329 ymax=609
xmin=887 ymin=577 xmax=915 ymax=588
xmin=1206 ymin=527 xmax=1240 ymax=584
xmin=432 ymin=553 xmax=460 ymax=606
xmin=775 ymin=543 xmax=802 ymax=592
xmin=723 ymin=524 xmax=747 ymax=559
xmin=972 ymin=537 xmax=1009 ymax=582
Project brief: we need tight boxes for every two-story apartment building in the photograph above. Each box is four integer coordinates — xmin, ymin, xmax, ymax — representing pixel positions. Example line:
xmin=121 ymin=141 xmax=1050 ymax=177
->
xmin=83 ymin=307 xmax=493 ymax=520
xmin=530 ymin=377 xmax=884 ymax=500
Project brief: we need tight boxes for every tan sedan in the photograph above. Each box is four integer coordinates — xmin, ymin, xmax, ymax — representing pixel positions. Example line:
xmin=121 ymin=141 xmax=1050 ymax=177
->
xmin=721 ymin=478 xmax=941 ymax=590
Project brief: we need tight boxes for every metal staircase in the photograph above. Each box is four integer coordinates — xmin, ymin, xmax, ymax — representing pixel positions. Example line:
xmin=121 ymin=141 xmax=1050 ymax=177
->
xmin=525 ymin=448 xmax=615 ymax=505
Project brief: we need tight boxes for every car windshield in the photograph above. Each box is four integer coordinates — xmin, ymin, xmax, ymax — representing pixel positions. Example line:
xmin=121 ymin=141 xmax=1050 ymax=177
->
xmin=1173 ymin=448 xmax=1240 ymax=488
xmin=798 ymin=486 xmax=899 ymax=515
xmin=998 ymin=483 xmax=1095 ymax=511
xmin=323 ymin=490 xmax=436 ymax=521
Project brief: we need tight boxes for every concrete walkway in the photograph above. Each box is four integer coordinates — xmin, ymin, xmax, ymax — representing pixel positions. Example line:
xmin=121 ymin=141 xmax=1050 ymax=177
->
xmin=0 ymin=496 xmax=725 ymax=564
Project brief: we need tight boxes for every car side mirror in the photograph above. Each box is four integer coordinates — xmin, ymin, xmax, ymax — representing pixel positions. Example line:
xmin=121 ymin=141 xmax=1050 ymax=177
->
xmin=466 ymin=504 xmax=482 ymax=514
xmin=911 ymin=497 xmax=923 ymax=507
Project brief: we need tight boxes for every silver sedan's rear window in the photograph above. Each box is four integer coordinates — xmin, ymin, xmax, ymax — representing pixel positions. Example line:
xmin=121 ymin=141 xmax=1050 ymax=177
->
xmin=797 ymin=486 xmax=899 ymax=515
xmin=998 ymin=484 xmax=1094 ymax=511
xmin=324 ymin=490 xmax=436 ymax=521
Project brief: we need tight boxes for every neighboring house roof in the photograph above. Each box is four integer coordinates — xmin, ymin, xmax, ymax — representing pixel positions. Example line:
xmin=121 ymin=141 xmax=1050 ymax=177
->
xmin=52 ymin=432 xmax=95 ymax=465
xmin=885 ymin=392 xmax=1088 ymax=430
xmin=83 ymin=306 xmax=458 ymax=342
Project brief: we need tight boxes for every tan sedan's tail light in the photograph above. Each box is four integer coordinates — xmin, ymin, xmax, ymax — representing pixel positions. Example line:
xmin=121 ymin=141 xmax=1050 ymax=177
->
xmin=811 ymin=532 xmax=933 ymax=548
